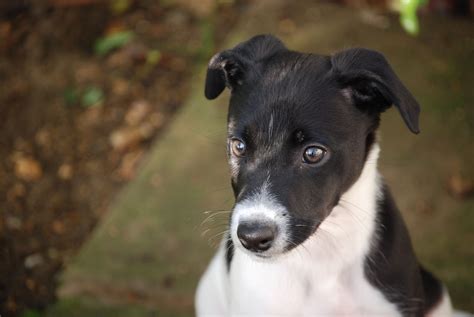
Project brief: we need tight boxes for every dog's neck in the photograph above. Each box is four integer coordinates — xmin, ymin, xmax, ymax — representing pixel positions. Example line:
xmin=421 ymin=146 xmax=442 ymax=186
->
xmin=286 ymin=143 xmax=381 ymax=276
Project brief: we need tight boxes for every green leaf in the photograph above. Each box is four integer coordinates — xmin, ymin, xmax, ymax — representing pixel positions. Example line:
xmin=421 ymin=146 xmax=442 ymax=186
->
xmin=21 ymin=309 xmax=42 ymax=317
xmin=400 ymin=14 xmax=419 ymax=35
xmin=146 ymin=49 xmax=162 ymax=66
xmin=110 ymin=0 xmax=132 ymax=14
xmin=81 ymin=87 xmax=104 ymax=108
xmin=94 ymin=31 xmax=134 ymax=56
xmin=398 ymin=0 xmax=426 ymax=35
xmin=64 ymin=87 xmax=79 ymax=106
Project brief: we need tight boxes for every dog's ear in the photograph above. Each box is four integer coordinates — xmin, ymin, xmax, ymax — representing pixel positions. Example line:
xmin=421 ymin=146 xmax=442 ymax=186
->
xmin=205 ymin=34 xmax=286 ymax=100
xmin=331 ymin=48 xmax=420 ymax=134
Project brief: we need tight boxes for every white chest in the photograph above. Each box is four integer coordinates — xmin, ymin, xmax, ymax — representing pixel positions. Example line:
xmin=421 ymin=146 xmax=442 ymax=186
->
xmin=229 ymin=248 xmax=400 ymax=317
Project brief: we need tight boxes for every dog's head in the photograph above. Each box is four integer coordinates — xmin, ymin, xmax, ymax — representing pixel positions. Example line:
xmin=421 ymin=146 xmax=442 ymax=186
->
xmin=205 ymin=35 xmax=420 ymax=258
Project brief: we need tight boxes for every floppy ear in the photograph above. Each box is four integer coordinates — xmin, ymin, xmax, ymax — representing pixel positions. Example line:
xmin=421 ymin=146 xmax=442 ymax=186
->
xmin=331 ymin=48 xmax=420 ymax=134
xmin=205 ymin=50 xmax=246 ymax=100
xmin=205 ymin=34 xmax=286 ymax=100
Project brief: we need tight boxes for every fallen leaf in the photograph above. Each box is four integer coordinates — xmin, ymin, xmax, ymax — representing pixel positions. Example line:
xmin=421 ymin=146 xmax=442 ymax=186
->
xmin=447 ymin=174 xmax=474 ymax=199
xmin=58 ymin=164 xmax=73 ymax=180
xmin=81 ymin=87 xmax=104 ymax=108
xmin=125 ymin=100 xmax=152 ymax=126
xmin=117 ymin=150 xmax=143 ymax=180
xmin=14 ymin=157 xmax=42 ymax=181
xmin=5 ymin=216 xmax=22 ymax=230
xmin=35 ymin=128 xmax=51 ymax=147
xmin=110 ymin=128 xmax=142 ymax=151
xmin=52 ymin=220 xmax=66 ymax=235
xmin=24 ymin=253 xmax=44 ymax=269
xmin=94 ymin=31 xmax=134 ymax=56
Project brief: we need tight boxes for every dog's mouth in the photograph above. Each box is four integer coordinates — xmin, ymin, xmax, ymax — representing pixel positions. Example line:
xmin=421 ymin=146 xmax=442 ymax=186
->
xmin=278 ymin=217 xmax=323 ymax=251
xmin=234 ymin=243 xmax=281 ymax=260
xmin=248 ymin=251 xmax=273 ymax=260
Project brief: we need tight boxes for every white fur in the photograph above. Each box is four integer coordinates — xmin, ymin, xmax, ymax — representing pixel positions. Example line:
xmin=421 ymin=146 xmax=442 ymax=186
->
xmin=230 ymin=180 xmax=289 ymax=257
xmin=195 ymin=244 xmax=230 ymax=315
xmin=196 ymin=144 xmax=453 ymax=316
xmin=429 ymin=288 xmax=453 ymax=317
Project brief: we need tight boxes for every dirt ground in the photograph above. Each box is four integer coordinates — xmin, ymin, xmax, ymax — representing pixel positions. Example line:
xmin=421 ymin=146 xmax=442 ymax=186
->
xmin=0 ymin=1 xmax=243 ymax=315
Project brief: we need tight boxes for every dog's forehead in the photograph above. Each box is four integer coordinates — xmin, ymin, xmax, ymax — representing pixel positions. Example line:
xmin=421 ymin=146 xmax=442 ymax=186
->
xmin=229 ymin=81 xmax=354 ymax=141
xmin=229 ymin=107 xmax=293 ymax=146
xmin=261 ymin=52 xmax=330 ymax=84
xmin=230 ymin=53 xmax=344 ymax=117
xmin=226 ymin=52 xmax=365 ymax=144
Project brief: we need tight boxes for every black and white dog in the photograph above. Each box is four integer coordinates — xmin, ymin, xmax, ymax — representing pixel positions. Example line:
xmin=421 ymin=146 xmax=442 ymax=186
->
xmin=195 ymin=35 xmax=452 ymax=317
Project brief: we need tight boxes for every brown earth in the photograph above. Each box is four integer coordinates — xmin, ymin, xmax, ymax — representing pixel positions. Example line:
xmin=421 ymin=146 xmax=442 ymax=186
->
xmin=0 ymin=1 xmax=244 ymax=315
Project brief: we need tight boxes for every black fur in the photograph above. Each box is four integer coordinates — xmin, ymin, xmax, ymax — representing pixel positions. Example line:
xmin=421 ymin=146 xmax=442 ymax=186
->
xmin=331 ymin=48 xmax=420 ymax=134
xmin=205 ymin=35 xmax=286 ymax=99
xmin=366 ymin=184 xmax=443 ymax=316
xmin=225 ymin=235 xmax=234 ymax=271
xmin=420 ymin=266 xmax=444 ymax=314
xmin=205 ymin=34 xmax=441 ymax=315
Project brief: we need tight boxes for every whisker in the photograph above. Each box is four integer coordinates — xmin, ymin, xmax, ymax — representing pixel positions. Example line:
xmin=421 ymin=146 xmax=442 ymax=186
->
xmin=284 ymin=238 xmax=307 ymax=261
xmin=320 ymin=218 xmax=345 ymax=232
xmin=208 ymin=229 xmax=230 ymax=244
xmin=201 ymin=223 xmax=229 ymax=232
xmin=200 ymin=210 xmax=232 ymax=227
xmin=338 ymin=200 xmax=370 ymax=232
xmin=339 ymin=199 xmax=370 ymax=215
xmin=203 ymin=209 xmax=232 ymax=215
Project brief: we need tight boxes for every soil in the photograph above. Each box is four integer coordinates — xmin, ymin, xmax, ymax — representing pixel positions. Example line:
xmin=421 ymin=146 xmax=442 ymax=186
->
xmin=0 ymin=1 xmax=243 ymax=316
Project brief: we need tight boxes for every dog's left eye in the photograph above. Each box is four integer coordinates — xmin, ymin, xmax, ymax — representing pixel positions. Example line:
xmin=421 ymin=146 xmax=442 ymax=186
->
xmin=303 ymin=146 xmax=326 ymax=164
xmin=231 ymin=139 xmax=246 ymax=157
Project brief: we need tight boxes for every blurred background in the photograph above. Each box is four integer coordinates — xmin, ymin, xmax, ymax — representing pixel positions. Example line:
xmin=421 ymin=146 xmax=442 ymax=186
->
xmin=0 ymin=0 xmax=473 ymax=316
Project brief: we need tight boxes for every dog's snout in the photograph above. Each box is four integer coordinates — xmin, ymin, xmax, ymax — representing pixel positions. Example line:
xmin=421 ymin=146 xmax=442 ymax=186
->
xmin=237 ymin=222 xmax=276 ymax=252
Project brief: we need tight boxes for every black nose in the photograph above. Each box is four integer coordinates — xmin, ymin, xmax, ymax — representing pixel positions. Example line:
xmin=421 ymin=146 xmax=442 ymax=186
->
xmin=237 ymin=222 xmax=276 ymax=252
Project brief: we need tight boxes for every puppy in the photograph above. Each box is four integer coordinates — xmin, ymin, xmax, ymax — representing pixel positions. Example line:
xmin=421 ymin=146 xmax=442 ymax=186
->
xmin=195 ymin=34 xmax=452 ymax=317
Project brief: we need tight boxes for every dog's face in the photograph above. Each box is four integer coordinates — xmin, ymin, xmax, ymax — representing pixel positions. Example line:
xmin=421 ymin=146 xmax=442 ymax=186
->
xmin=205 ymin=35 xmax=420 ymax=258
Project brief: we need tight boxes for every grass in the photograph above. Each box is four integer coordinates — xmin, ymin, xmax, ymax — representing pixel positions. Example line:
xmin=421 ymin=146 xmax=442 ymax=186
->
xmin=44 ymin=297 xmax=189 ymax=317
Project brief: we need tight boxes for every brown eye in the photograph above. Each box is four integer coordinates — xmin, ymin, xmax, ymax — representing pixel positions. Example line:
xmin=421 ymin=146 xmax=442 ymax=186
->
xmin=303 ymin=146 xmax=326 ymax=164
xmin=231 ymin=139 xmax=246 ymax=157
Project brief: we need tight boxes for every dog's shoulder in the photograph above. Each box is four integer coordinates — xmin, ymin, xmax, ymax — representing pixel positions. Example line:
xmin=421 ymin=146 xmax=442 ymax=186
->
xmin=365 ymin=183 xmax=444 ymax=315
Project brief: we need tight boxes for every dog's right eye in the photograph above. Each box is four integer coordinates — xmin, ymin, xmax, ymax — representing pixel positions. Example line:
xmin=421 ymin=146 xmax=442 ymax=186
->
xmin=231 ymin=139 xmax=246 ymax=157
xmin=302 ymin=146 xmax=327 ymax=164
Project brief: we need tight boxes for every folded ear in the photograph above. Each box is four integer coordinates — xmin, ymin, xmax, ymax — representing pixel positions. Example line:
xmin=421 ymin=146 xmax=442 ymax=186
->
xmin=331 ymin=48 xmax=420 ymax=134
xmin=205 ymin=34 xmax=286 ymax=100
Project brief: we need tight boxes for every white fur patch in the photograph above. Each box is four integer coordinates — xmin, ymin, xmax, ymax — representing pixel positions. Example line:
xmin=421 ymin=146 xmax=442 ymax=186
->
xmin=195 ymin=240 xmax=229 ymax=315
xmin=230 ymin=180 xmax=289 ymax=257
